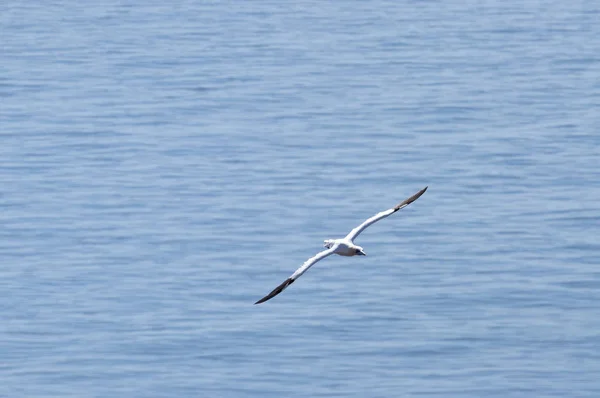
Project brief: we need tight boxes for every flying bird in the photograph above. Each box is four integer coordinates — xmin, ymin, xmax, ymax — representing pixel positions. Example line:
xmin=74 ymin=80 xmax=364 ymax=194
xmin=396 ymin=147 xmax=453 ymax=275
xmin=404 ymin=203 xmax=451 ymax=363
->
xmin=254 ymin=186 xmax=428 ymax=304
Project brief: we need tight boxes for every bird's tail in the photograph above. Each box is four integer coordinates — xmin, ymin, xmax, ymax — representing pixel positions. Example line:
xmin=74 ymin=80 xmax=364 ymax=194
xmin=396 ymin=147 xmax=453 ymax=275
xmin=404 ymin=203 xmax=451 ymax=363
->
xmin=323 ymin=239 xmax=335 ymax=249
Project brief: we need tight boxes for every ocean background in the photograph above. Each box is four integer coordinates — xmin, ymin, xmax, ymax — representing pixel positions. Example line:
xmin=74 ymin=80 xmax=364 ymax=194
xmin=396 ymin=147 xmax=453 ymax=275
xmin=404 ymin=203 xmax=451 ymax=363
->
xmin=2 ymin=1 xmax=599 ymax=397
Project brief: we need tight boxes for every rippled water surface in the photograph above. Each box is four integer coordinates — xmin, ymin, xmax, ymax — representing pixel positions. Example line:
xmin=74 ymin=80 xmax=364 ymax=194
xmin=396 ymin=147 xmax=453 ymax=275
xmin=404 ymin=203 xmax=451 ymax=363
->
xmin=2 ymin=1 xmax=599 ymax=397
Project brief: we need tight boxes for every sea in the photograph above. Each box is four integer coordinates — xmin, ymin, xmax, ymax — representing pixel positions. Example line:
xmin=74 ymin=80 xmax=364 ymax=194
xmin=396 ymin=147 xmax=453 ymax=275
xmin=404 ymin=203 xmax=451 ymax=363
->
xmin=1 ymin=1 xmax=599 ymax=397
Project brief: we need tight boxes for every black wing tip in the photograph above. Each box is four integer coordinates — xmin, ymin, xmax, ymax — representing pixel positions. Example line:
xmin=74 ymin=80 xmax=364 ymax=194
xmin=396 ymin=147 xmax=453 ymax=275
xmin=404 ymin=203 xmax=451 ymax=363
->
xmin=254 ymin=278 xmax=295 ymax=305
xmin=394 ymin=186 xmax=428 ymax=210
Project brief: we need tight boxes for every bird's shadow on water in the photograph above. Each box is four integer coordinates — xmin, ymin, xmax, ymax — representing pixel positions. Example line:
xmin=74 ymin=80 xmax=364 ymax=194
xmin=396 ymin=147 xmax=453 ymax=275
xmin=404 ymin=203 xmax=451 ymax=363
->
xmin=188 ymin=86 xmax=214 ymax=93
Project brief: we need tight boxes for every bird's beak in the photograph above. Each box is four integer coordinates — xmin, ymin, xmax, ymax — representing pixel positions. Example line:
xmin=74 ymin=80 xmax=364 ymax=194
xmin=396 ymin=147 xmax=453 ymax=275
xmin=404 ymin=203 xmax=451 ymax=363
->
xmin=359 ymin=251 xmax=366 ymax=256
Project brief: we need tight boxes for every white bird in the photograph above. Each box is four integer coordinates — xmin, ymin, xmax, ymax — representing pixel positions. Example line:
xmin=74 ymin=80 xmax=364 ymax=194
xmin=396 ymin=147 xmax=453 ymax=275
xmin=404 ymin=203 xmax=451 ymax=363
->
xmin=254 ymin=186 xmax=428 ymax=304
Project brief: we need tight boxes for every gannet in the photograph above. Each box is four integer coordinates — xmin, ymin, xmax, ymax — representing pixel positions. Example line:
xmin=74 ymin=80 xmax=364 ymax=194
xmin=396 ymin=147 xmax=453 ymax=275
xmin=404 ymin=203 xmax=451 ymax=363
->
xmin=254 ymin=186 xmax=428 ymax=304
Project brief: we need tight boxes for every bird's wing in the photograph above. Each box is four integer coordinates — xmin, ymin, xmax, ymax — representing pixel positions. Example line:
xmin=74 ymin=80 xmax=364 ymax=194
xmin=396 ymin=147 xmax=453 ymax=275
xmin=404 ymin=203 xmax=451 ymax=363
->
xmin=254 ymin=246 xmax=337 ymax=305
xmin=344 ymin=186 xmax=428 ymax=242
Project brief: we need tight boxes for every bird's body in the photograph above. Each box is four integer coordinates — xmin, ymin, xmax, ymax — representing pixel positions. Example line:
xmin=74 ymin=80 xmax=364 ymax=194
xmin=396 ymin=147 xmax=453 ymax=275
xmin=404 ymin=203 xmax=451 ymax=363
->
xmin=254 ymin=186 xmax=428 ymax=304
xmin=323 ymin=239 xmax=364 ymax=256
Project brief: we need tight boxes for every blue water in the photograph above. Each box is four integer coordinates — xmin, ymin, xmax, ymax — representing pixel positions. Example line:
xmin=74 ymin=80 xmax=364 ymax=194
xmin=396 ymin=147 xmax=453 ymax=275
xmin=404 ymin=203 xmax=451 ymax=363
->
xmin=2 ymin=1 xmax=599 ymax=397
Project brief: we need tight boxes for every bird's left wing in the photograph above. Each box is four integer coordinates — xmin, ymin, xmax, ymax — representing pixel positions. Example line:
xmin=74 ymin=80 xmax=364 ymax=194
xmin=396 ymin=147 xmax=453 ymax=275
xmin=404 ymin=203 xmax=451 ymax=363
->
xmin=344 ymin=186 xmax=428 ymax=242
xmin=254 ymin=246 xmax=337 ymax=305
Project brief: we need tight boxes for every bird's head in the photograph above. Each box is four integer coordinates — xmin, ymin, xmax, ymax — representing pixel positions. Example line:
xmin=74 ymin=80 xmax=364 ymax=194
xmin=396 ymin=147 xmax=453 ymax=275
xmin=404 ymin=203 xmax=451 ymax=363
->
xmin=355 ymin=246 xmax=366 ymax=256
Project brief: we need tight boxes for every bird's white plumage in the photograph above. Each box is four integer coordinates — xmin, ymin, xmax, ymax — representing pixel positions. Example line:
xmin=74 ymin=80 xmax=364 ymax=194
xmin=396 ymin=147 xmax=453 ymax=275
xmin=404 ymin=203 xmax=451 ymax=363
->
xmin=290 ymin=246 xmax=338 ymax=280
xmin=344 ymin=208 xmax=395 ymax=241
xmin=254 ymin=186 xmax=428 ymax=304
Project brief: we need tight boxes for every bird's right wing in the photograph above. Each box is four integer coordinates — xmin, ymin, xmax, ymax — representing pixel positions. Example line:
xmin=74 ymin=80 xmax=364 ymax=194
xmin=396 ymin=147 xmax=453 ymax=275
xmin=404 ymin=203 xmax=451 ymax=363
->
xmin=254 ymin=246 xmax=337 ymax=305
xmin=344 ymin=186 xmax=428 ymax=241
